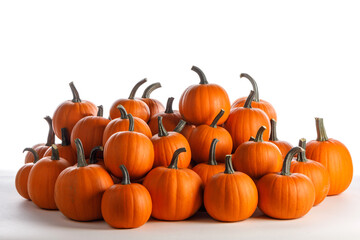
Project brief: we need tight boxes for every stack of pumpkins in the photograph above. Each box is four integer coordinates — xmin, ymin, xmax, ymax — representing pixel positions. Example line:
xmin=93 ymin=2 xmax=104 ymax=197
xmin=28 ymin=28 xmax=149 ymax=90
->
xmin=15 ymin=66 xmax=353 ymax=228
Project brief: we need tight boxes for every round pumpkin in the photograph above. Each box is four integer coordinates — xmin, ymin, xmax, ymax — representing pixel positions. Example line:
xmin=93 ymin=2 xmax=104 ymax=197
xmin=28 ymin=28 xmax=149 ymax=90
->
xmin=268 ymin=119 xmax=293 ymax=158
xmin=140 ymin=82 xmax=165 ymax=119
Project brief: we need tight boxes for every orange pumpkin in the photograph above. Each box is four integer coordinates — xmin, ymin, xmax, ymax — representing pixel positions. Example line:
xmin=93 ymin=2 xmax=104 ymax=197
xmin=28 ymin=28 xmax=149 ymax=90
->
xmin=291 ymin=138 xmax=330 ymax=205
xmin=306 ymin=118 xmax=353 ymax=196
xmin=231 ymin=73 xmax=277 ymax=121
xmin=101 ymin=165 xmax=152 ymax=228
xmin=140 ymin=82 xmax=165 ymax=119
xmin=52 ymin=82 xmax=97 ymax=139
xmin=179 ymin=66 xmax=230 ymax=125
xmin=143 ymin=148 xmax=203 ymax=220
xmin=54 ymin=139 xmax=113 ymax=221
xmin=268 ymin=119 xmax=293 ymax=158
xmin=109 ymin=79 xmax=150 ymax=121
xmin=257 ymin=147 xmax=315 ymax=219
xmin=232 ymin=126 xmax=282 ymax=180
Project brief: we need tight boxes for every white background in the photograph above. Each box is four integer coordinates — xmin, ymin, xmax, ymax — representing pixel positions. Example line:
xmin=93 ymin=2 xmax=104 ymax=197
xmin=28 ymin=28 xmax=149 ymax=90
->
xmin=0 ymin=0 xmax=359 ymax=175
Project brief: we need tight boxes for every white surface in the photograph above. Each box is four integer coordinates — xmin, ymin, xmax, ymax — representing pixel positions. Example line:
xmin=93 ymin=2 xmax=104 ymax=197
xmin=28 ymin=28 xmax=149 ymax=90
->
xmin=1 ymin=171 xmax=360 ymax=240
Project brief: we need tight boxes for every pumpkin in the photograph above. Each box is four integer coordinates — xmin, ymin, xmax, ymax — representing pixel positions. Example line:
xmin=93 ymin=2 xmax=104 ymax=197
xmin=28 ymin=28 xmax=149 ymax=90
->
xmin=52 ymin=82 xmax=97 ymax=139
xmin=306 ymin=118 xmax=353 ymax=196
xmin=143 ymin=148 xmax=203 ymax=220
xmin=102 ymin=104 xmax=152 ymax=145
xmin=43 ymin=128 xmax=77 ymax=165
xmin=231 ymin=73 xmax=277 ymax=121
xmin=70 ymin=105 xmax=110 ymax=158
xmin=204 ymin=155 xmax=258 ymax=222
xmin=27 ymin=145 xmax=71 ymax=209
xmin=224 ymin=90 xmax=270 ymax=151
xmin=232 ymin=126 xmax=282 ymax=179
xmin=269 ymin=119 xmax=293 ymax=158
xmin=104 ymin=114 xmax=154 ymax=180
xmin=140 ymin=82 xmax=165 ymax=119
xmin=188 ymin=109 xmax=232 ymax=163
xmin=257 ymin=147 xmax=315 ymax=219
xmin=109 ymin=78 xmax=150 ymax=121
xmin=291 ymin=138 xmax=330 ymax=205
xmin=54 ymin=139 xmax=113 ymax=221
xmin=15 ymin=148 xmax=40 ymax=200
xmin=192 ymin=138 xmax=225 ymax=185
xmin=101 ymin=165 xmax=152 ymax=228
xmin=25 ymin=116 xmax=55 ymax=163
xmin=179 ymin=66 xmax=230 ymax=125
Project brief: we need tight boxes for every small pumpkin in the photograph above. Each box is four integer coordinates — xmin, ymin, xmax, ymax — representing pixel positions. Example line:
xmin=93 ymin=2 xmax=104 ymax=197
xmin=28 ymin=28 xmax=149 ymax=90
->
xmin=140 ymin=82 xmax=165 ymax=119
xmin=101 ymin=165 xmax=152 ymax=228
xmin=306 ymin=118 xmax=353 ymax=196
xmin=257 ymin=147 xmax=315 ymax=219
xmin=143 ymin=148 xmax=203 ymax=220
xmin=269 ymin=119 xmax=293 ymax=158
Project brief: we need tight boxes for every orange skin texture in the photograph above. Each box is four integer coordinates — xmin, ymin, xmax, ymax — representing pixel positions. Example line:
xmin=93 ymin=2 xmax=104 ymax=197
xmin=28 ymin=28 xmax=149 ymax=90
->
xmin=224 ymin=107 xmax=270 ymax=151
xmin=232 ymin=141 xmax=283 ymax=179
xmin=148 ymin=111 xmax=182 ymax=136
xmin=270 ymin=140 xmax=293 ymax=159
xmin=192 ymin=163 xmax=225 ymax=185
xmin=104 ymin=132 xmax=154 ymax=180
xmin=43 ymin=144 xmax=77 ymax=165
xmin=290 ymin=159 xmax=330 ymax=205
xmin=102 ymin=117 xmax=152 ymax=146
xmin=15 ymin=163 xmax=34 ymax=200
xmin=179 ymin=84 xmax=231 ymax=126
xmin=54 ymin=165 xmax=114 ymax=221
xmin=101 ymin=183 xmax=152 ymax=228
xmin=140 ymin=98 xmax=165 ymax=120
xmin=306 ymin=139 xmax=353 ymax=196
xmin=143 ymin=167 xmax=203 ymax=220
xmin=53 ymin=100 xmax=98 ymax=139
xmin=231 ymin=98 xmax=277 ymax=121
xmin=257 ymin=173 xmax=315 ymax=219
xmin=24 ymin=145 xmax=49 ymax=164
xmin=188 ymin=125 xmax=232 ymax=163
xmin=151 ymin=132 xmax=191 ymax=168
xmin=70 ymin=116 xmax=110 ymax=158
xmin=109 ymin=99 xmax=150 ymax=122
xmin=204 ymin=172 xmax=258 ymax=222
xmin=28 ymin=157 xmax=71 ymax=209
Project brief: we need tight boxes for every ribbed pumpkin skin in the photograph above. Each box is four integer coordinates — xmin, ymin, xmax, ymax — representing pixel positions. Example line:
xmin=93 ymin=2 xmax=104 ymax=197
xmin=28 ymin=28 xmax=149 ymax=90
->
xmin=192 ymin=163 xmax=225 ymax=186
xmin=24 ymin=145 xmax=48 ymax=164
xmin=270 ymin=141 xmax=293 ymax=159
xmin=231 ymin=98 xmax=277 ymax=121
xmin=306 ymin=139 xmax=353 ymax=196
xmin=143 ymin=167 xmax=203 ymax=220
xmin=109 ymin=100 xmax=150 ymax=122
xmin=141 ymin=98 xmax=165 ymax=119
xmin=148 ymin=111 xmax=182 ymax=136
xmin=15 ymin=163 xmax=34 ymax=200
xmin=290 ymin=160 xmax=330 ymax=205
xmin=54 ymin=165 xmax=113 ymax=221
xmin=43 ymin=145 xmax=77 ymax=165
xmin=204 ymin=172 xmax=258 ymax=222
xmin=101 ymin=183 xmax=152 ymax=228
xmin=257 ymin=173 xmax=315 ymax=219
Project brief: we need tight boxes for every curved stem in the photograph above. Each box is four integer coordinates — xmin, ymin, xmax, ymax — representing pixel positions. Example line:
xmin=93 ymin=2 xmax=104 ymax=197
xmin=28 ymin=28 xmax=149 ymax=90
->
xmin=254 ymin=126 xmax=266 ymax=142
xmin=210 ymin=109 xmax=225 ymax=128
xmin=60 ymin=128 xmax=71 ymax=146
xmin=243 ymin=90 xmax=255 ymax=109
xmin=174 ymin=119 xmax=186 ymax=133
xmin=296 ymin=138 xmax=308 ymax=162
xmin=44 ymin=116 xmax=55 ymax=146
xmin=269 ymin=119 xmax=278 ymax=141
xmin=120 ymin=165 xmax=131 ymax=185
xmin=249 ymin=136 xmax=255 ymax=141
xmin=315 ymin=117 xmax=329 ymax=141
xmin=191 ymin=66 xmax=208 ymax=84
xmin=224 ymin=155 xmax=235 ymax=174
xmin=97 ymin=105 xmax=103 ymax=117
xmin=117 ymin=104 xmax=128 ymax=119
xmin=128 ymin=78 xmax=147 ymax=99
xmin=23 ymin=148 xmax=39 ymax=163
xmin=69 ymin=82 xmax=81 ymax=103
xmin=165 ymin=97 xmax=174 ymax=113
xmin=75 ymin=138 xmax=87 ymax=167
xmin=168 ymin=148 xmax=186 ymax=169
xmin=89 ymin=146 xmax=104 ymax=164
xmin=157 ymin=116 xmax=169 ymax=137
xmin=51 ymin=144 xmax=60 ymax=160
xmin=240 ymin=73 xmax=259 ymax=102
xmin=127 ymin=114 xmax=134 ymax=131
xmin=281 ymin=146 xmax=304 ymax=176
xmin=141 ymin=82 xmax=162 ymax=98
xmin=208 ymin=138 xmax=219 ymax=165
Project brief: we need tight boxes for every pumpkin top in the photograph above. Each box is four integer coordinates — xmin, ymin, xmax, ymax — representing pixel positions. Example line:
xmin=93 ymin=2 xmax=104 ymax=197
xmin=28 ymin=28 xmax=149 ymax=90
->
xmin=158 ymin=116 xmax=169 ymax=137
xmin=51 ymin=144 xmax=60 ymax=160
xmin=224 ymin=155 xmax=235 ymax=174
xmin=142 ymin=82 xmax=162 ymax=98
xmin=296 ymin=138 xmax=308 ymax=163
xmin=208 ymin=138 xmax=219 ymax=166
xmin=60 ymin=128 xmax=71 ymax=146
xmin=174 ymin=119 xmax=186 ymax=133
xmin=269 ymin=119 xmax=278 ymax=141
xmin=243 ymin=90 xmax=255 ymax=109
xmin=315 ymin=117 xmax=329 ymax=142
xmin=69 ymin=81 xmax=81 ymax=103
xmin=210 ymin=109 xmax=225 ymax=128
xmin=168 ymin=148 xmax=187 ymax=169
xmin=75 ymin=138 xmax=87 ymax=168
xmin=120 ymin=165 xmax=131 ymax=185
xmin=191 ymin=65 xmax=208 ymax=84
xmin=44 ymin=116 xmax=55 ymax=147
xmin=165 ymin=97 xmax=175 ymax=114
xmin=97 ymin=105 xmax=104 ymax=117
xmin=280 ymin=146 xmax=304 ymax=176
xmin=129 ymin=78 xmax=147 ymax=100
xmin=23 ymin=148 xmax=39 ymax=163
xmin=240 ymin=73 xmax=260 ymax=102
xmin=254 ymin=126 xmax=267 ymax=142
xmin=89 ymin=146 xmax=104 ymax=164
xmin=116 ymin=104 xmax=128 ymax=119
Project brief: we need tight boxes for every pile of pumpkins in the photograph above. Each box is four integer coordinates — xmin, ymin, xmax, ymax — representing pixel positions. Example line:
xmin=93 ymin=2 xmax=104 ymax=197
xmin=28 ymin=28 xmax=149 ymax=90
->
xmin=15 ymin=66 xmax=353 ymax=228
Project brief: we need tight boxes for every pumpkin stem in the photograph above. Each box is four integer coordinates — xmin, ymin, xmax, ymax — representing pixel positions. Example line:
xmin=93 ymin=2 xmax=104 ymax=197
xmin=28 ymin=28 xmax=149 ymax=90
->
xmin=158 ymin=116 xmax=169 ymax=137
xmin=191 ymin=66 xmax=208 ymax=84
xmin=210 ymin=109 xmax=225 ymax=128
xmin=97 ymin=105 xmax=103 ymax=117
xmin=51 ymin=144 xmax=60 ymax=160
xmin=174 ymin=119 xmax=186 ymax=133
xmin=44 ymin=116 xmax=55 ymax=147
xmin=315 ymin=117 xmax=329 ymax=142
xmin=120 ymin=165 xmax=131 ymax=185
xmin=243 ymin=90 xmax=255 ymax=109
xmin=165 ymin=97 xmax=175 ymax=114
xmin=269 ymin=119 xmax=278 ymax=141
xmin=168 ymin=148 xmax=187 ymax=169
xmin=224 ymin=155 xmax=235 ymax=174
xmin=208 ymin=138 xmax=219 ymax=166
xmin=280 ymin=146 xmax=304 ymax=176
xmin=129 ymin=78 xmax=147 ymax=99
xmin=127 ymin=114 xmax=135 ymax=131
xmin=296 ymin=138 xmax=308 ymax=163
xmin=75 ymin=138 xmax=87 ymax=167
xmin=69 ymin=81 xmax=81 ymax=103
xmin=254 ymin=126 xmax=266 ymax=142
xmin=249 ymin=136 xmax=255 ymax=141
xmin=23 ymin=148 xmax=39 ymax=163
xmin=89 ymin=146 xmax=104 ymax=164
xmin=240 ymin=73 xmax=259 ymax=102
xmin=60 ymin=128 xmax=71 ymax=146
xmin=117 ymin=104 xmax=128 ymax=119
xmin=141 ymin=82 xmax=162 ymax=98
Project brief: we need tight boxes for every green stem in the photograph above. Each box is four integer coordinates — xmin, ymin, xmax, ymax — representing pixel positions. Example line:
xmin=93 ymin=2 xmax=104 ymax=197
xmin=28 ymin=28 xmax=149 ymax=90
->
xmin=249 ymin=136 xmax=255 ymax=141
xmin=254 ymin=126 xmax=266 ymax=142
xmin=97 ymin=105 xmax=103 ymax=117
xmin=210 ymin=109 xmax=225 ymax=128
xmin=191 ymin=66 xmax=208 ymax=84
xmin=224 ymin=155 xmax=235 ymax=174
xmin=208 ymin=138 xmax=219 ymax=165
xmin=315 ymin=117 xmax=329 ymax=141
xmin=158 ymin=116 xmax=169 ymax=137
xmin=243 ymin=90 xmax=255 ymax=109
xmin=61 ymin=128 xmax=71 ymax=146
xmin=280 ymin=146 xmax=304 ymax=176
xmin=269 ymin=119 xmax=278 ymax=141
xmin=120 ymin=165 xmax=131 ymax=185
xmin=117 ymin=104 xmax=128 ymax=119
xmin=165 ymin=97 xmax=174 ymax=113
xmin=174 ymin=119 xmax=186 ymax=133
xmin=240 ymin=73 xmax=259 ymax=102
xmin=127 ymin=114 xmax=134 ymax=131
xmin=168 ymin=148 xmax=187 ymax=169
xmin=141 ymin=82 xmax=162 ymax=98
xmin=69 ymin=82 xmax=81 ymax=103
xmin=44 ymin=116 xmax=55 ymax=146
xmin=89 ymin=146 xmax=104 ymax=164
xmin=296 ymin=138 xmax=308 ymax=162
xmin=23 ymin=148 xmax=39 ymax=163
xmin=75 ymin=138 xmax=87 ymax=167
xmin=51 ymin=144 xmax=60 ymax=160
xmin=128 ymin=78 xmax=147 ymax=99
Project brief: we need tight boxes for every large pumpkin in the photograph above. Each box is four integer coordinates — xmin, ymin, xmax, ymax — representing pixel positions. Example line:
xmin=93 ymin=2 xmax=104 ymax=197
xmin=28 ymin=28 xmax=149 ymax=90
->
xmin=269 ymin=119 xmax=293 ymax=158
xmin=140 ymin=82 xmax=165 ymax=119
